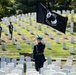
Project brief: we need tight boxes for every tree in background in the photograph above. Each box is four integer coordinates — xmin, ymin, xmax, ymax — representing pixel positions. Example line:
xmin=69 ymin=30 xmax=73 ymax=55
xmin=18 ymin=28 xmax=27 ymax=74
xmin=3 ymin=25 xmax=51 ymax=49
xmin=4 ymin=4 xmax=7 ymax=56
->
xmin=0 ymin=0 xmax=14 ymax=19
xmin=14 ymin=0 xmax=36 ymax=14
xmin=71 ymin=0 xmax=76 ymax=9
xmin=45 ymin=0 xmax=72 ymax=10
xmin=0 ymin=0 xmax=76 ymax=19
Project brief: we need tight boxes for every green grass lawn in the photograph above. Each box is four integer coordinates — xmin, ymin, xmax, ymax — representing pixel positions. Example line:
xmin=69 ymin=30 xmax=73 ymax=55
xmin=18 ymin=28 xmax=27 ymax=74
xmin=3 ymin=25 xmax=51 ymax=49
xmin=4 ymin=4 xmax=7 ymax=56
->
xmin=0 ymin=14 xmax=76 ymax=75
xmin=0 ymin=14 xmax=76 ymax=59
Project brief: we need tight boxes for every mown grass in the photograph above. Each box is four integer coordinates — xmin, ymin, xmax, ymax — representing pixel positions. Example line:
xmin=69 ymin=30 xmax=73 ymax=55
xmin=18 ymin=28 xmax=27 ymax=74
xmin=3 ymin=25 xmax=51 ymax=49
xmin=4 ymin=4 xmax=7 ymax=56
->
xmin=0 ymin=14 xmax=76 ymax=59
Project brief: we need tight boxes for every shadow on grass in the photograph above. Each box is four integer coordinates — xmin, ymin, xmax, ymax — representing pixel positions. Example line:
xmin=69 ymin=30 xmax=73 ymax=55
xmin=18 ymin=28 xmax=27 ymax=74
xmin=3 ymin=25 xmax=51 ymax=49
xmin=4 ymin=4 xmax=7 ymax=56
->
xmin=50 ymin=38 xmax=54 ymax=40
xmin=2 ymin=49 xmax=7 ymax=51
xmin=18 ymin=34 xmax=21 ymax=35
xmin=63 ymin=48 xmax=68 ymax=50
xmin=47 ymin=48 xmax=52 ymax=50
xmin=70 ymin=53 xmax=76 ymax=55
xmin=44 ymin=33 xmax=49 ymax=35
xmin=56 ymin=43 xmax=61 ymax=44
xmin=2 ymin=40 xmax=6 ymax=43
xmin=27 ymin=30 xmax=29 ymax=31
xmin=64 ymin=38 xmax=68 ymax=40
xmin=5 ymin=34 xmax=8 ymax=36
xmin=31 ymin=33 xmax=34 ymax=35
xmin=22 ymin=38 xmax=26 ymax=40
xmin=57 ymin=33 xmax=62 ymax=35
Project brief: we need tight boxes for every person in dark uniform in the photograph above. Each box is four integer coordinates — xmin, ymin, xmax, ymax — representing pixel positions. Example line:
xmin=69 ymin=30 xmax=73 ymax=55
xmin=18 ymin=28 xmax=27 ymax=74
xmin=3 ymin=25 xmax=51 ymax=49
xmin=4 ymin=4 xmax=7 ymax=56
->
xmin=8 ymin=22 xmax=13 ymax=39
xmin=33 ymin=35 xmax=46 ymax=71
xmin=0 ymin=24 xmax=2 ymax=39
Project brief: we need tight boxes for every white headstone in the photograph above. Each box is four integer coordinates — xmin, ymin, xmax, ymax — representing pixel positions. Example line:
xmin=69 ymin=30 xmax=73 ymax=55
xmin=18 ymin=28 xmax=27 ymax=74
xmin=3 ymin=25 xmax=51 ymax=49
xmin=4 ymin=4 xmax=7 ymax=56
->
xmin=34 ymin=22 xmax=37 ymax=28
xmin=46 ymin=25 xmax=49 ymax=28
xmin=44 ymin=28 xmax=47 ymax=34
xmin=18 ymin=20 xmax=21 ymax=26
xmin=29 ymin=18 xmax=32 ymax=25
xmin=26 ymin=56 xmax=31 ymax=62
xmin=69 ymin=46 xmax=74 ymax=54
xmin=38 ymin=25 xmax=42 ymax=30
xmin=52 ymin=28 xmax=55 ymax=31
xmin=25 ymin=25 xmax=29 ymax=31
xmin=66 ymin=11 xmax=68 ymax=17
xmin=17 ymin=28 xmax=21 ymax=35
xmin=6 ymin=21 xmax=9 ymax=26
xmin=56 ymin=30 xmax=60 ymax=35
xmin=64 ymin=34 xmax=67 ymax=39
xmin=2 ymin=43 xmax=6 ymax=50
xmin=16 ymin=42 xmax=21 ymax=50
xmin=67 ymin=10 xmax=70 ymax=14
xmin=12 ymin=38 xmax=16 ymax=45
xmin=26 ymin=17 xmax=29 ymax=23
xmin=15 ymin=18 xmax=17 ymax=24
xmin=46 ymin=42 xmax=51 ymax=49
xmin=56 ymin=37 xmax=60 ymax=44
xmin=41 ymin=38 xmax=45 ymax=44
xmin=28 ymin=13 xmax=31 ymax=16
xmin=47 ymin=56 xmax=52 ymax=64
xmin=4 ymin=29 xmax=8 ymax=35
xmin=49 ymin=33 xmax=53 ymax=39
xmin=13 ymin=26 xmax=17 ymax=31
xmin=70 ymin=27 xmax=73 ymax=34
xmin=71 ymin=16 xmax=74 ymax=22
xmin=21 ymin=22 xmax=25 ymax=28
xmin=6 ymin=57 xmax=10 ymax=64
xmin=70 ymin=22 xmax=74 ymax=28
xmin=1 ymin=55 xmax=5 ymax=62
xmin=62 ymin=10 xmax=66 ymax=14
xmin=62 ymin=42 xmax=66 ymax=49
xmin=31 ymin=17 xmax=34 ymax=21
xmin=11 ymin=58 xmax=16 ymax=67
xmin=26 ymin=38 xmax=30 ymax=44
xmin=57 ymin=10 xmax=61 ymax=14
xmin=70 ymin=36 xmax=74 ymax=44
xmin=21 ymin=17 xmax=24 ymax=22
xmin=71 ymin=10 xmax=74 ymax=15
xmin=30 ymin=28 xmax=34 ymax=34
xmin=33 ymin=17 xmax=36 ymax=21
xmin=31 ymin=42 xmax=35 ymax=49
xmin=21 ymin=34 xmax=25 ymax=40
xmin=8 ymin=34 xmax=11 ymax=40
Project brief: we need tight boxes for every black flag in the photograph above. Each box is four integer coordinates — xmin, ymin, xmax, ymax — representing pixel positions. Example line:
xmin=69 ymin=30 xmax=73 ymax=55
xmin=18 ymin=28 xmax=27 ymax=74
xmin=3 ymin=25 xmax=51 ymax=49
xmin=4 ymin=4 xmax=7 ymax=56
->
xmin=37 ymin=2 xmax=68 ymax=34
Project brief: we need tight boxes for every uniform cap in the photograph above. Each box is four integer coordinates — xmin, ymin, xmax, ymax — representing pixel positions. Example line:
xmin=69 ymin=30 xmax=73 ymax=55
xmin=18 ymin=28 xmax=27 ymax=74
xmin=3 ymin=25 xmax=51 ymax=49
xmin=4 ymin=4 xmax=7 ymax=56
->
xmin=36 ymin=35 xmax=43 ymax=40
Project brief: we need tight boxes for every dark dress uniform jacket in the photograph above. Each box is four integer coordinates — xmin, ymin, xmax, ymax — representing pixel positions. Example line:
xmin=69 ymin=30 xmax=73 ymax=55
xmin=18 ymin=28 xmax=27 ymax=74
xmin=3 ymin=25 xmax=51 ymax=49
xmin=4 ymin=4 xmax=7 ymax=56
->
xmin=0 ymin=26 xmax=2 ymax=37
xmin=9 ymin=24 xmax=13 ymax=34
xmin=0 ymin=26 xmax=2 ymax=32
xmin=33 ymin=42 xmax=45 ymax=71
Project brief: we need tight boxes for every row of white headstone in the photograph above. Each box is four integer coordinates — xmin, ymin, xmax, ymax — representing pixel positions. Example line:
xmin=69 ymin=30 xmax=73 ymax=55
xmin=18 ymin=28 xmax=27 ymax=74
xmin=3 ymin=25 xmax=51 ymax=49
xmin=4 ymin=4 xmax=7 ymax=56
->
xmin=1 ymin=21 xmax=75 ymax=45
xmin=56 ymin=10 xmax=74 ymax=15
xmin=0 ymin=37 xmax=74 ymax=54
xmin=2 ymin=23 xmax=75 ymax=39
xmin=1 ymin=10 xmax=75 ymax=35
xmin=1 ymin=10 xmax=74 ymax=25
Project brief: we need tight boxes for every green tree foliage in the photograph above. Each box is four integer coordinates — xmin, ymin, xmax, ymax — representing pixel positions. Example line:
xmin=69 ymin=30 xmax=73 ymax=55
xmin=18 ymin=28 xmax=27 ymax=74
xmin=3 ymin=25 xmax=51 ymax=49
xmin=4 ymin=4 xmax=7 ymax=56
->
xmin=0 ymin=0 xmax=76 ymax=19
xmin=46 ymin=0 xmax=72 ymax=10
xmin=14 ymin=0 xmax=36 ymax=14
xmin=71 ymin=0 xmax=76 ymax=8
xmin=0 ymin=0 xmax=14 ymax=19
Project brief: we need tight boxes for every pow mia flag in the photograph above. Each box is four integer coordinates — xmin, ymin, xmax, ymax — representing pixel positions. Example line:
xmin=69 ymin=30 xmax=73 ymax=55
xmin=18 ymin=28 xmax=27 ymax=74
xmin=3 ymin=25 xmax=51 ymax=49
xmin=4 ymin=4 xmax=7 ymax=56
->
xmin=46 ymin=10 xmax=57 ymax=26
xmin=37 ymin=2 xmax=68 ymax=34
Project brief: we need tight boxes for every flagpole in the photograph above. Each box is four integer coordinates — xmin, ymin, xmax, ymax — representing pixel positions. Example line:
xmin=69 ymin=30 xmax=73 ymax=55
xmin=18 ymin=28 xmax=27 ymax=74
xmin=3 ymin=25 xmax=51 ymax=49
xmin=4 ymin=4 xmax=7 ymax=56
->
xmin=36 ymin=23 xmax=39 ymax=35
xmin=36 ymin=0 xmax=38 ymax=35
